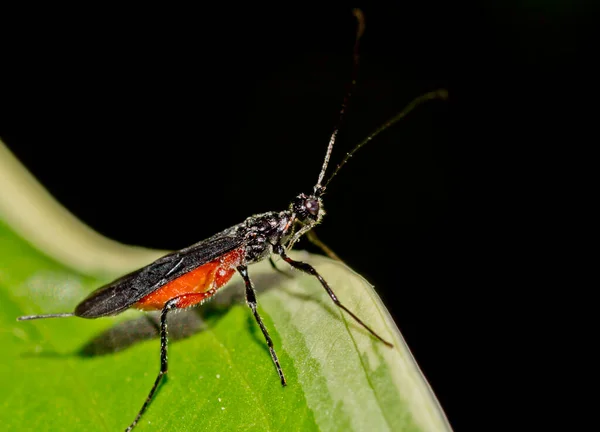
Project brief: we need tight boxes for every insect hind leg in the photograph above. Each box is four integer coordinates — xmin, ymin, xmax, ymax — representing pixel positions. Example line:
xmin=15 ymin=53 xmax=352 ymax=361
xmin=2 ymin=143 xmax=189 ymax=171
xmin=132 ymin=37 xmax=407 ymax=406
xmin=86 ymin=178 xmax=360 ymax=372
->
xmin=237 ymin=265 xmax=287 ymax=386
xmin=17 ymin=312 xmax=75 ymax=321
xmin=126 ymin=297 xmax=178 ymax=432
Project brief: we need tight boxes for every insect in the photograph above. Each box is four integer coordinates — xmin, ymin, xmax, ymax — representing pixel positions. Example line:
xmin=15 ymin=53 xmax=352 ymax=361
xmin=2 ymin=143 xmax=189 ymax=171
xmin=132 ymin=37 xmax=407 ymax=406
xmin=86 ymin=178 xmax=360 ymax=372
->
xmin=17 ymin=9 xmax=447 ymax=432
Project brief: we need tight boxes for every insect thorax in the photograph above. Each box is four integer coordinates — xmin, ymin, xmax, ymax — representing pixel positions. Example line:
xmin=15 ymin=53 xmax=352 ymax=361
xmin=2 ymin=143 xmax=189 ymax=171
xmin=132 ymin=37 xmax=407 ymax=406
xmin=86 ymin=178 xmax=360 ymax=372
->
xmin=242 ymin=210 xmax=293 ymax=264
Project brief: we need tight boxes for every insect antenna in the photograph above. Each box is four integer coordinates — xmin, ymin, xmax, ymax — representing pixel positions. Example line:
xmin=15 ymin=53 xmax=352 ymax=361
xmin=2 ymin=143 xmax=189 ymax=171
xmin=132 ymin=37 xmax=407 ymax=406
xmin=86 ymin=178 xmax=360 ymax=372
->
xmin=314 ymin=8 xmax=365 ymax=195
xmin=323 ymin=88 xmax=449 ymax=190
xmin=17 ymin=313 xmax=75 ymax=321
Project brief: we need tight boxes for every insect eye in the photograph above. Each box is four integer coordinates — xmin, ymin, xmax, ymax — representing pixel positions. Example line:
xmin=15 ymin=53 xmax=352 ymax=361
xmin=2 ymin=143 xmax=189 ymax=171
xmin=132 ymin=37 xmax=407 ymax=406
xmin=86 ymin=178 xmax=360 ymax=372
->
xmin=306 ymin=199 xmax=319 ymax=216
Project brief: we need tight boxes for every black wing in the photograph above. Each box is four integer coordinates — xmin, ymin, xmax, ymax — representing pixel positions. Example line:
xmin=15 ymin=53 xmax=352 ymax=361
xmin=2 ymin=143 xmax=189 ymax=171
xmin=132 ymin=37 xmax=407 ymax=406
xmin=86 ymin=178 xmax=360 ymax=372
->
xmin=74 ymin=225 xmax=246 ymax=318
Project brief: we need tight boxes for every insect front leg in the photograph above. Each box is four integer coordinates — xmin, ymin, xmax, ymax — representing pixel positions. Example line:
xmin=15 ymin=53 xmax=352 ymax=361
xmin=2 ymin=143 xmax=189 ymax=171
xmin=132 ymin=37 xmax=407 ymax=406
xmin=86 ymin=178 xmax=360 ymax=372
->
xmin=269 ymin=256 xmax=293 ymax=278
xmin=274 ymin=244 xmax=393 ymax=348
xmin=237 ymin=265 xmax=287 ymax=386
xmin=306 ymin=230 xmax=342 ymax=261
xmin=126 ymin=297 xmax=179 ymax=432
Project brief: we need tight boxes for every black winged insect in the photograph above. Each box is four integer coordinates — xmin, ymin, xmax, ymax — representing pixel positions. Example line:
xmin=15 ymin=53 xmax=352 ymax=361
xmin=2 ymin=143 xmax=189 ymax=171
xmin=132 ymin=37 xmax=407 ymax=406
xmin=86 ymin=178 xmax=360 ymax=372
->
xmin=17 ymin=8 xmax=447 ymax=431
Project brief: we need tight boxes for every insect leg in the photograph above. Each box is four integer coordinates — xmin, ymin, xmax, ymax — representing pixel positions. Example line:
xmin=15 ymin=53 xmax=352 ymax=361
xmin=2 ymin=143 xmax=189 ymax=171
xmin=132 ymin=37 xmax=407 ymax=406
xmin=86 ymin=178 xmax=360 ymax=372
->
xmin=274 ymin=244 xmax=393 ymax=348
xmin=126 ymin=298 xmax=179 ymax=432
xmin=237 ymin=265 xmax=287 ymax=386
xmin=269 ymin=256 xmax=292 ymax=278
xmin=306 ymin=230 xmax=342 ymax=261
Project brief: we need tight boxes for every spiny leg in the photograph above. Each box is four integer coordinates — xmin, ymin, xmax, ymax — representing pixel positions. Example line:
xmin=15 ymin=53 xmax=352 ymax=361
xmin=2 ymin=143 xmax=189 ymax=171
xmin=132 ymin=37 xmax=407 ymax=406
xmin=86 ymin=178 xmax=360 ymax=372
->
xmin=274 ymin=244 xmax=393 ymax=347
xmin=306 ymin=230 xmax=342 ymax=262
xmin=126 ymin=298 xmax=179 ymax=432
xmin=237 ymin=265 xmax=286 ymax=386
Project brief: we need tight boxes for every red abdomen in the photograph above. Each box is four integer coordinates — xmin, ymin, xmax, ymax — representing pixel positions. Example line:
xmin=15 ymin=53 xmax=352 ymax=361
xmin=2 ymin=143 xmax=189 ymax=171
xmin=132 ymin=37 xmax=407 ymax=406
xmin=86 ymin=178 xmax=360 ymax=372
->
xmin=134 ymin=248 xmax=245 ymax=311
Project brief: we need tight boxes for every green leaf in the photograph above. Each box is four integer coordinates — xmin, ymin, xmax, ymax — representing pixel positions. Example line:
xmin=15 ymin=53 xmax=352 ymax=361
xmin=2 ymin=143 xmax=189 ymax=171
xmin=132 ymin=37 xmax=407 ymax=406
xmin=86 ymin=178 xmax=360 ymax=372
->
xmin=0 ymin=140 xmax=450 ymax=432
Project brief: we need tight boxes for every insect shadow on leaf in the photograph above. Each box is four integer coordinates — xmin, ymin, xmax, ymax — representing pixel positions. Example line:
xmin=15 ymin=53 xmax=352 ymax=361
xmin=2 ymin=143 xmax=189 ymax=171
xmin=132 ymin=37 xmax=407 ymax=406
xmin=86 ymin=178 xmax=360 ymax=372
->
xmin=78 ymin=270 xmax=294 ymax=357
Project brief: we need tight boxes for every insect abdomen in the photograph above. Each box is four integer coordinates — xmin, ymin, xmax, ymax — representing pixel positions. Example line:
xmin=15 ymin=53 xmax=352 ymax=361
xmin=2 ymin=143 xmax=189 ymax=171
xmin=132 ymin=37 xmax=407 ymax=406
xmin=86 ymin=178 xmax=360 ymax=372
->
xmin=134 ymin=248 xmax=245 ymax=310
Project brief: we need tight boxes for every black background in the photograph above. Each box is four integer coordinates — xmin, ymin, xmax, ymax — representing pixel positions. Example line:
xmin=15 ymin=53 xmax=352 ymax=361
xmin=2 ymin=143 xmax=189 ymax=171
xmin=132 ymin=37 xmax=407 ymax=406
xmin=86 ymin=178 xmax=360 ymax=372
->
xmin=0 ymin=3 xmax=588 ymax=430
